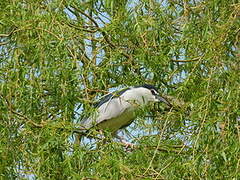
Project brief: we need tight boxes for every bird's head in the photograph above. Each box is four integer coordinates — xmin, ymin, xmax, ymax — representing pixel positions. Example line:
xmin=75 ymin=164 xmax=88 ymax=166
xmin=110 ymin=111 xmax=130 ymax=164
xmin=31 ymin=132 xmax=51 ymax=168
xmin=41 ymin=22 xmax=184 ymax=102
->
xmin=131 ymin=84 xmax=172 ymax=107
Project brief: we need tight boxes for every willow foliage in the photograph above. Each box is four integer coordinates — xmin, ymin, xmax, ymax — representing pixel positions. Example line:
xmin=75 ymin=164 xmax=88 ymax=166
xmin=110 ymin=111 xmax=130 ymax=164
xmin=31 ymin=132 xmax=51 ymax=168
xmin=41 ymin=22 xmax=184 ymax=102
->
xmin=0 ymin=0 xmax=239 ymax=179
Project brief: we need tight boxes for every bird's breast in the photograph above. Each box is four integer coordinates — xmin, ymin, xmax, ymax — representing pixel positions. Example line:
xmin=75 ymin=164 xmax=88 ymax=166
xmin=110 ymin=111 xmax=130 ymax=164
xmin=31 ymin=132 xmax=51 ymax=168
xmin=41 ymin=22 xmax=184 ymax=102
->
xmin=97 ymin=108 xmax=135 ymax=133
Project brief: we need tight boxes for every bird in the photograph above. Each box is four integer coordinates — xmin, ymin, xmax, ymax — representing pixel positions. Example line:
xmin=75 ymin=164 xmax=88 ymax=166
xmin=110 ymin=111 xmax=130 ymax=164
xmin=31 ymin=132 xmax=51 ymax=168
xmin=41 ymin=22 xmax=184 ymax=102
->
xmin=76 ymin=84 xmax=172 ymax=146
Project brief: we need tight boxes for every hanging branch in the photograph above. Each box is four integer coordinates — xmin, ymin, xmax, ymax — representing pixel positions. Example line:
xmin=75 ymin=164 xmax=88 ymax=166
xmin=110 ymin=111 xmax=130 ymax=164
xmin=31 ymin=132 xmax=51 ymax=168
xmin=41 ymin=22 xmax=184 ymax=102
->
xmin=0 ymin=93 xmax=44 ymax=128
xmin=171 ymin=56 xmax=202 ymax=62
xmin=69 ymin=3 xmax=132 ymax=60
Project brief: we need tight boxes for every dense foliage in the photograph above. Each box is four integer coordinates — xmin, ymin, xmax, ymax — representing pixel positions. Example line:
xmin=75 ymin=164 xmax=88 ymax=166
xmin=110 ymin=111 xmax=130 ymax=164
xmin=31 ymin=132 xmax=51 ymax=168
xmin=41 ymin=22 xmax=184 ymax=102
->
xmin=0 ymin=0 xmax=239 ymax=179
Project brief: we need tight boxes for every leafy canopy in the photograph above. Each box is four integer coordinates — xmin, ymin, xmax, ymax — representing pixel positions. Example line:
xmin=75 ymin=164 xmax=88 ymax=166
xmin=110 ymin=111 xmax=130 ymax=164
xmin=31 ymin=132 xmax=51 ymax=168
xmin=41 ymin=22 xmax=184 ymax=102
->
xmin=0 ymin=0 xmax=239 ymax=179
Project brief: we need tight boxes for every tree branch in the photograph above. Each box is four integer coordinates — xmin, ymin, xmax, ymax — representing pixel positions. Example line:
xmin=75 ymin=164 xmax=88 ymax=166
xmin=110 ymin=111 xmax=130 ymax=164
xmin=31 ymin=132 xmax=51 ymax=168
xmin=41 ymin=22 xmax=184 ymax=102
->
xmin=0 ymin=93 xmax=44 ymax=128
xmin=171 ymin=56 xmax=202 ymax=62
xmin=69 ymin=4 xmax=132 ymax=60
xmin=0 ymin=41 xmax=10 ymax=46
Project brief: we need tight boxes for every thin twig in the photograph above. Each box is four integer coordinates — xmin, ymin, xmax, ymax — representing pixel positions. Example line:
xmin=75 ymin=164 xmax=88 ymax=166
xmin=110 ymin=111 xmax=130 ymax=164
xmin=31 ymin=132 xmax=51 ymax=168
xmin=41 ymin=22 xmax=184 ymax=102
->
xmin=0 ymin=41 xmax=10 ymax=46
xmin=70 ymin=4 xmax=99 ymax=27
xmin=172 ymin=56 xmax=202 ymax=62
xmin=143 ymin=110 xmax=172 ymax=176
xmin=157 ymin=144 xmax=187 ymax=177
xmin=11 ymin=110 xmax=44 ymax=128
xmin=35 ymin=27 xmax=63 ymax=41
xmin=0 ymin=27 xmax=17 ymax=37
xmin=0 ymin=93 xmax=44 ymax=128
xmin=62 ymin=21 xmax=98 ymax=33
xmin=70 ymin=4 xmax=132 ymax=60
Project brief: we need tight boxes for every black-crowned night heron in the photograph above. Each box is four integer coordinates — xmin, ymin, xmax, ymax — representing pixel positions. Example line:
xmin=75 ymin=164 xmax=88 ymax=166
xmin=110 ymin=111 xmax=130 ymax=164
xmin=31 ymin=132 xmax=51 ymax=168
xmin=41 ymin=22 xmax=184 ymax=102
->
xmin=77 ymin=84 xmax=172 ymax=146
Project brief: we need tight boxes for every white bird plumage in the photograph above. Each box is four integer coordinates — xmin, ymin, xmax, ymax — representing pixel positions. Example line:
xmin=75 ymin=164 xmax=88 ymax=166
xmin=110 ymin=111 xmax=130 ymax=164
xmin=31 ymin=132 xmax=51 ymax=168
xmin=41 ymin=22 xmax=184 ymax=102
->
xmin=77 ymin=84 xmax=171 ymax=144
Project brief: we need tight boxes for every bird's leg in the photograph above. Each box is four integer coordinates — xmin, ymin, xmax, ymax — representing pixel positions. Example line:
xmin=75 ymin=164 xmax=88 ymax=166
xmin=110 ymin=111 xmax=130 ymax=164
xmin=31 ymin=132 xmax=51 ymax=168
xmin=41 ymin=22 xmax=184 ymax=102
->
xmin=74 ymin=133 xmax=81 ymax=145
xmin=99 ymin=130 xmax=109 ymax=144
xmin=114 ymin=132 xmax=135 ymax=149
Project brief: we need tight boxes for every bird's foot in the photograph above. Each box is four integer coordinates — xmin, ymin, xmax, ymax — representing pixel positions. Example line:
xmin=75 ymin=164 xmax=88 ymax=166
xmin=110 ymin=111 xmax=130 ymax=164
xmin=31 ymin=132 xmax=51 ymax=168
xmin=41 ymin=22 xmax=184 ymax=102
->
xmin=115 ymin=134 xmax=135 ymax=149
xmin=121 ymin=140 xmax=135 ymax=149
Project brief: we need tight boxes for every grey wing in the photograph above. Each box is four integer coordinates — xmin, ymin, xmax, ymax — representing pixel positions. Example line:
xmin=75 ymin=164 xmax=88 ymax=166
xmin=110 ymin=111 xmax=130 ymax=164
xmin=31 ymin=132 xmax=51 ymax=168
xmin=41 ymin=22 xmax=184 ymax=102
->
xmin=81 ymin=97 xmax=131 ymax=129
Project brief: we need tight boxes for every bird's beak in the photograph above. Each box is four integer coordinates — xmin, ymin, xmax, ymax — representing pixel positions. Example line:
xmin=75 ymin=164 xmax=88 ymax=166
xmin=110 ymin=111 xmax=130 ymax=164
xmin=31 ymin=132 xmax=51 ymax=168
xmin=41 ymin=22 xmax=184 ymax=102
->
xmin=155 ymin=95 xmax=172 ymax=107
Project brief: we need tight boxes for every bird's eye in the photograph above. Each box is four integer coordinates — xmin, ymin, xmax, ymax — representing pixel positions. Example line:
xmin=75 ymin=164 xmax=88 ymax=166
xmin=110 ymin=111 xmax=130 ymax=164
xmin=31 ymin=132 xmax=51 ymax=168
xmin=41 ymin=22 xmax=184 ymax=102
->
xmin=150 ymin=89 xmax=156 ymax=95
